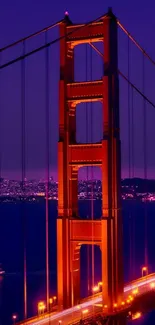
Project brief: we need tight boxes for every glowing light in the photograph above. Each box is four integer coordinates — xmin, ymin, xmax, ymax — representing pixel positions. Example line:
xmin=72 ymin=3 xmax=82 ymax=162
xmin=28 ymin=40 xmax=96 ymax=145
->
xmin=38 ymin=301 xmax=44 ymax=306
xmin=142 ymin=266 xmax=148 ymax=277
xmin=98 ymin=281 xmax=103 ymax=286
xmin=38 ymin=301 xmax=46 ymax=313
xmin=104 ymin=304 xmax=108 ymax=308
xmin=53 ymin=296 xmax=57 ymax=300
xmin=150 ymin=282 xmax=155 ymax=289
xmin=121 ymin=301 xmax=125 ymax=305
xmin=82 ymin=309 xmax=88 ymax=314
xmin=92 ymin=285 xmax=99 ymax=292
xmin=132 ymin=288 xmax=138 ymax=295
xmin=65 ymin=11 xmax=69 ymax=16
xmin=49 ymin=298 xmax=53 ymax=304
xmin=132 ymin=312 xmax=142 ymax=320
xmin=113 ymin=303 xmax=117 ymax=308
xmin=12 ymin=315 xmax=17 ymax=320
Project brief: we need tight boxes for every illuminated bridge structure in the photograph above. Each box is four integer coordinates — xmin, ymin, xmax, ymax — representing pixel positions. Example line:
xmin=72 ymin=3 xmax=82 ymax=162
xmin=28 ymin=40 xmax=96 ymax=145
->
xmin=1 ymin=6 xmax=155 ymax=325
xmin=18 ymin=273 xmax=155 ymax=324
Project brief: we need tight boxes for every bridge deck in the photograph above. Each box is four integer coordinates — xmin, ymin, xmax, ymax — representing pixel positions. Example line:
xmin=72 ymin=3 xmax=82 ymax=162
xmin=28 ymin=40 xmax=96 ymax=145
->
xmin=18 ymin=273 xmax=155 ymax=325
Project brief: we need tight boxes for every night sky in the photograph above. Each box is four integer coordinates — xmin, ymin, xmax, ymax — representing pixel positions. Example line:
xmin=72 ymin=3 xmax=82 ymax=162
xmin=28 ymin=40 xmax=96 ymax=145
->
xmin=0 ymin=0 xmax=155 ymax=180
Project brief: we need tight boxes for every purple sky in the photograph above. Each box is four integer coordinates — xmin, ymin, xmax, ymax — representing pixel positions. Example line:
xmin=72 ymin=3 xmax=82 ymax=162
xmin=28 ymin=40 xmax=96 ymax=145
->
xmin=0 ymin=0 xmax=155 ymax=181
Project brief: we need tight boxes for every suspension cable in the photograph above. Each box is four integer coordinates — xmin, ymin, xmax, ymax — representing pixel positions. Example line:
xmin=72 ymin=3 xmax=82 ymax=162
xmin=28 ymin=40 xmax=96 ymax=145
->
xmin=88 ymin=42 xmax=155 ymax=110
xmin=89 ymin=28 xmax=95 ymax=305
xmin=0 ymin=53 xmax=1 ymax=196
xmin=131 ymin=87 xmax=135 ymax=279
xmin=0 ymin=20 xmax=62 ymax=53
xmin=117 ymin=20 xmax=155 ymax=66
xmin=128 ymin=36 xmax=131 ymax=179
xmin=131 ymin=88 xmax=134 ymax=180
xmin=0 ymin=13 xmax=107 ymax=70
xmin=142 ymin=52 xmax=148 ymax=270
xmin=85 ymin=44 xmax=90 ymax=295
xmin=21 ymin=41 xmax=27 ymax=319
xmin=127 ymin=34 xmax=132 ymax=281
xmin=45 ymin=31 xmax=50 ymax=312
xmin=119 ymin=70 xmax=155 ymax=109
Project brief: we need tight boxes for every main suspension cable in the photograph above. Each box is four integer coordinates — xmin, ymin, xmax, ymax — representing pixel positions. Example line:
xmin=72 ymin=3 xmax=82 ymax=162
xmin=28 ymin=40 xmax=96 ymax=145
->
xmin=117 ymin=20 xmax=155 ymax=66
xmin=0 ymin=13 xmax=107 ymax=70
xmin=0 ymin=20 xmax=62 ymax=53
xmin=119 ymin=70 xmax=155 ymax=109
xmin=88 ymin=43 xmax=155 ymax=110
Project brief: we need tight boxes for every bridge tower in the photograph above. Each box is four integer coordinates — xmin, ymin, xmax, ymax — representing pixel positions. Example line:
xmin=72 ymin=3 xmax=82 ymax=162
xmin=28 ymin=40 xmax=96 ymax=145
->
xmin=57 ymin=8 xmax=124 ymax=311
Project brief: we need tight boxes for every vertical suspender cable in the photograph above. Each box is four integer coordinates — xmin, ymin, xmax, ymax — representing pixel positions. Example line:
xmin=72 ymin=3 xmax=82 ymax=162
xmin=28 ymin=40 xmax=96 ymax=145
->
xmin=142 ymin=53 xmax=148 ymax=270
xmin=127 ymin=35 xmax=132 ymax=280
xmin=90 ymin=32 xmax=95 ymax=299
xmin=0 ymin=53 xmax=1 ymax=195
xmin=45 ymin=30 xmax=50 ymax=312
xmin=131 ymin=87 xmax=135 ymax=278
xmin=21 ymin=41 xmax=27 ymax=319
xmin=86 ymin=44 xmax=90 ymax=295
xmin=128 ymin=36 xmax=131 ymax=179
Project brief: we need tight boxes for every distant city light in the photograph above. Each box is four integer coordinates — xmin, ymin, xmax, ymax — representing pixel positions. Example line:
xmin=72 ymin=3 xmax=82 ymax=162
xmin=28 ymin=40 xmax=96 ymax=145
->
xmin=65 ymin=11 xmax=69 ymax=16
xmin=0 ymin=178 xmax=155 ymax=202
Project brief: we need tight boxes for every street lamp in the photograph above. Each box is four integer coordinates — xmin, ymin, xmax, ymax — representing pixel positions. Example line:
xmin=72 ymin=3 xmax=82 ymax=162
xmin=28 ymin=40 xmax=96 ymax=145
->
xmin=82 ymin=309 xmax=89 ymax=319
xmin=92 ymin=285 xmax=99 ymax=293
xmin=12 ymin=315 xmax=17 ymax=325
xmin=142 ymin=266 xmax=148 ymax=277
xmin=150 ymin=282 xmax=155 ymax=289
xmin=132 ymin=288 xmax=138 ymax=295
xmin=38 ymin=301 xmax=46 ymax=315
xmin=53 ymin=296 xmax=57 ymax=302
xmin=98 ymin=281 xmax=103 ymax=287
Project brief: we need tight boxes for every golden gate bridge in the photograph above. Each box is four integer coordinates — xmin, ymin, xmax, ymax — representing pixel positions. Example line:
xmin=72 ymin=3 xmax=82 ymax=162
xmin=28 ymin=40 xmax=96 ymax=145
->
xmin=1 ymin=7 xmax=155 ymax=325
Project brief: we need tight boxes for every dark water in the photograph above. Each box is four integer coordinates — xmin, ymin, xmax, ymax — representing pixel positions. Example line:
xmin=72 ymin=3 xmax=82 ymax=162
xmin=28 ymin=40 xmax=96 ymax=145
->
xmin=0 ymin=200 xmax=155 ymax=324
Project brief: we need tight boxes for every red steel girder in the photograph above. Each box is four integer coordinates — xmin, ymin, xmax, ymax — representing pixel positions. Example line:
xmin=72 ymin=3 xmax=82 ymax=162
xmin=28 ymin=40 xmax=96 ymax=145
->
xmin=70 ymin=219 xmax=102 ymax=243
xmin=69 ymin=143 xmax=102 ymax=166
xmin=67 ymin=80 xmax=103 ymax=104
xmin=66 ymin=21 xmax=103 ymax=45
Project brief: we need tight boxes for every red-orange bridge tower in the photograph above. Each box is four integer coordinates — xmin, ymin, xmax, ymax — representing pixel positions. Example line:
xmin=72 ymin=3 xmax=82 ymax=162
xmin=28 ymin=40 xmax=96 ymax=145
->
xmin=57 ymin=8 xmax=124 ymax=312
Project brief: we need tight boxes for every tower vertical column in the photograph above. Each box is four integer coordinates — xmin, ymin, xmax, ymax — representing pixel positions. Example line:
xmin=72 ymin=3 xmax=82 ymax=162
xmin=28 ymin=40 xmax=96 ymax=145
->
xmin=69 ymin=166 xmax=78 ymax=217
xmin=101 ymin=8 xmax=123 ymax=310
xmin=71 ymin=243 xmax=81 ymax=306
xmin=57 ymin=16 xmax=74 ymax=309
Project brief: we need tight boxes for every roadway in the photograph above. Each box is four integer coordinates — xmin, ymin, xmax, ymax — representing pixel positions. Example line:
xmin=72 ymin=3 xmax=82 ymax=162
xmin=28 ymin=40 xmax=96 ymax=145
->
xmin=19 ymin=273 xmax=155 ymax=325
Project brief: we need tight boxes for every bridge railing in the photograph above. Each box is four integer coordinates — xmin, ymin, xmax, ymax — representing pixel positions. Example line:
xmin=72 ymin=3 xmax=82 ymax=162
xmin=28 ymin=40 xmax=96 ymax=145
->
xmin=67 ymin=310 xmax=103 ymax=325
xmin=17 ymin=311 xmax=57 ymax=325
